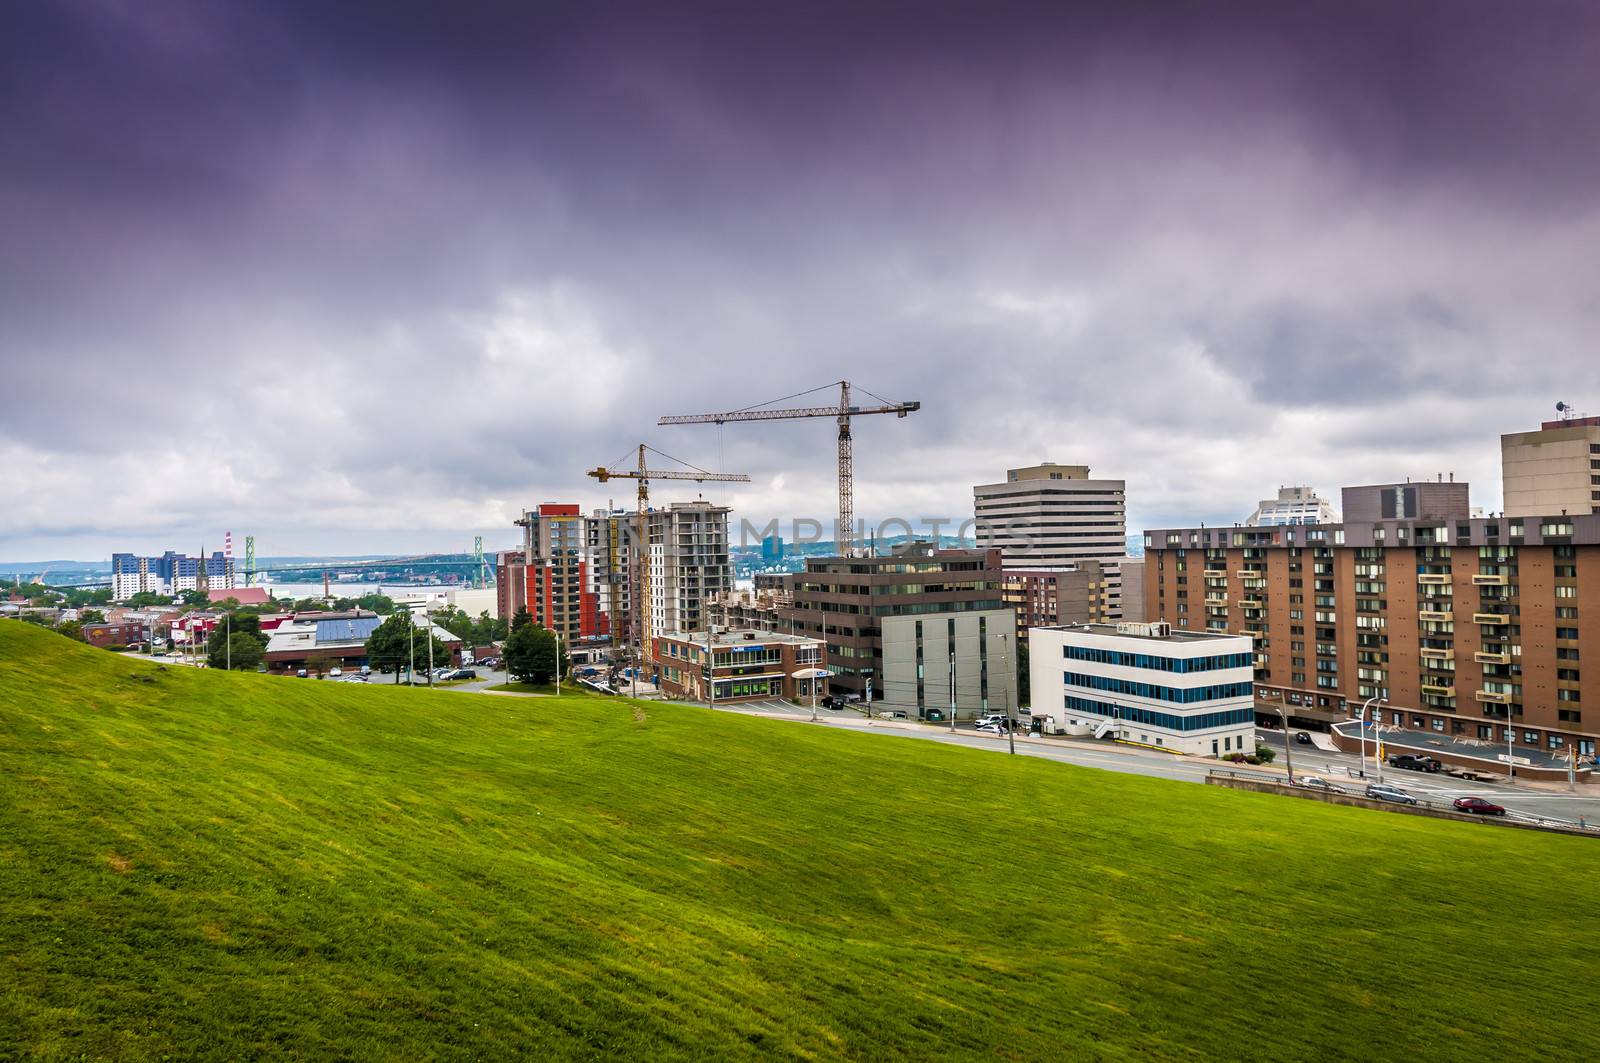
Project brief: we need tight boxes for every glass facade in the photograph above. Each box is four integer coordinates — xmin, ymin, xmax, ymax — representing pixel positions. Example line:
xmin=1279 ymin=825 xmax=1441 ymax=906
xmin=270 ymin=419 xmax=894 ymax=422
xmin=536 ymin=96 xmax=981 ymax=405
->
xmin=1062 ymin=671 xmax=1253 ymax=704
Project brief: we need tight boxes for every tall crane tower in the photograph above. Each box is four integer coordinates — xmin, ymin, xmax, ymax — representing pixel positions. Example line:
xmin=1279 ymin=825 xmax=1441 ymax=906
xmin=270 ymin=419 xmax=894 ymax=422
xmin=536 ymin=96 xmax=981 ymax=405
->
xmin=586 ymin=445 xmax=750 ymax=674
xmin=659 ymin=380 xmax=920 ymax=557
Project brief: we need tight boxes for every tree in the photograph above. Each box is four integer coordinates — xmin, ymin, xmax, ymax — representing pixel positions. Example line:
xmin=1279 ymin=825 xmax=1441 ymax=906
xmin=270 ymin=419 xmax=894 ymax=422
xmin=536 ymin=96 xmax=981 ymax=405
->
xmin=506 ymin=624 xmax=564 ymax=686
xmin=432 ymin=605 xmax=475 ymax=643
xmin=363 ymin=612 xmax=447 ymax=683
xmin=55 ymin=619 xmax=84 ymax=641
xmin=127 ymin=591 xmax=168 ymax=608
xmin=469 ymin=611 xmax=507 ymax=646
xmin=356 ymin=592 xmax=395 ymax=615
xmin=78 ymin=608 xmax=106 ymax=626
xmin=510 ymin=607 xmax=534 ymax=632
xmin=206 ymin=612 xmax=268 ymax=670
xmin=181 ymin=589 xmax=211 ymax=608
xmin=305 ymin=653 xmax=338 ymax=677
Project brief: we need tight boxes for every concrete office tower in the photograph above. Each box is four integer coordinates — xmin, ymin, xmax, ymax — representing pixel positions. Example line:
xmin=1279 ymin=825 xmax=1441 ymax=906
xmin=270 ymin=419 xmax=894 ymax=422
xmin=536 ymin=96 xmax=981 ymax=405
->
xmin=646 ymin=501 xmax=732 ymax=640
xmin=1502 ymin=415 xmax=1600 ymax=517
xmin=974 ymin=463 xmax=1129 ymax=617
xmin=584 ymin=508 xmax=634 ymax=646
xmin=1245 ymin=486 xmax=1337 ymax=527
xmin=1341 ymin=480 xmax=1470 ymax=523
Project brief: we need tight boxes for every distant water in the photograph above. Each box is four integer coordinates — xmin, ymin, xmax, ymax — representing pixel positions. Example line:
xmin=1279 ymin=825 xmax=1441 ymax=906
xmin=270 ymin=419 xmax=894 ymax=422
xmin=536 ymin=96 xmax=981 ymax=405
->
xmin=254 ymin=580 xmax=468 ymax=600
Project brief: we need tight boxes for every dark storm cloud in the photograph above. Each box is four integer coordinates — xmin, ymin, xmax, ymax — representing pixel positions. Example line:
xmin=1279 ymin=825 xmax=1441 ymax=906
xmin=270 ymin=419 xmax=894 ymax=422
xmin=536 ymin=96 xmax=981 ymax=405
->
xmin=3 ymin=0 xmax=1599 ymax=558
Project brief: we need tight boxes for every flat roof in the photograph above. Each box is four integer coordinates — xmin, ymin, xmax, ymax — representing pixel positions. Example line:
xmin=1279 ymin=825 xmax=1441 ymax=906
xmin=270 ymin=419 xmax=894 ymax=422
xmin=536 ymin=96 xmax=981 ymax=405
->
xmin=1042 ymin=622 xmax=1243 ymax=643
xmin=660 ymin=628 xmax=820 ymax=646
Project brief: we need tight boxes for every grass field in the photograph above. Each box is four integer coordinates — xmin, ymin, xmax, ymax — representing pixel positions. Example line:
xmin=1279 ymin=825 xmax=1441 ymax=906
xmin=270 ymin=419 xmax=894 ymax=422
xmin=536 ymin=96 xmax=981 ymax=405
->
xmin=2 ymin=620 xmax=1596 ymax=1060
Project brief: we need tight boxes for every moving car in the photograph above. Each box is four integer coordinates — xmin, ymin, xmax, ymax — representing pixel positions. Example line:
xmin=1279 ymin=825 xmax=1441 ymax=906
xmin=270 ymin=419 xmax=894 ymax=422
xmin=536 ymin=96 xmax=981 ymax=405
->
xmin=1365 ymin=783 xmax=1419 ymax=805
xmin=1293 ymin=731 xmax=1313 ymax=745
xmin=1389 ymin=753 xmax=1443 ymax=773
xmin=1296 ymin=775 xmax=1344 ymax=794
xmin=1452 ymin=796 xmax=1508 ymax=816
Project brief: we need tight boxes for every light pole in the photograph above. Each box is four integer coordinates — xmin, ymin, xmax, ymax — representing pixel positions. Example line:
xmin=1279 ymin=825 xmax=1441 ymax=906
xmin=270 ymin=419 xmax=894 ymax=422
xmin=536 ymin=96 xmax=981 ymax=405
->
xmin=555 ymin=626 xmax=562 ymax=697
xmin=1001 ymin=632 xmax=1015 ymax=755
xmin=225 ymin=613 xmax=231 ymax=672
xmin=1358 ymin=695 xmax=1383 ymax=780
xmin=1276 ymin=705 xmax=1294 ymax=785
xmin=408 ymin=612 xmax=415 ymax=685
xmin=948 ymin=650 xmax=957 ymax=733
xmin=426 ymin=613 xmax=434 ymax=687
xmin=1506 ymin=708 xmax=1516 ymax=782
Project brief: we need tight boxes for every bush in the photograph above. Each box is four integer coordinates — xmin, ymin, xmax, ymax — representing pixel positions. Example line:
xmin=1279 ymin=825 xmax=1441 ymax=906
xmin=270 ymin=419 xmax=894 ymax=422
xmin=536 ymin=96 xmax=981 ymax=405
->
xmin=1255 ymin=744 xmax=1276 ymax=763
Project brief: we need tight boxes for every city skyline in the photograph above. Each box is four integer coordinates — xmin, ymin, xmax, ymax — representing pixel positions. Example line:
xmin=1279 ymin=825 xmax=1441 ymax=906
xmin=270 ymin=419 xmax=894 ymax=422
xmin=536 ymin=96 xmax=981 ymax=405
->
xmin=5 ymin=1 xmax=1600 ymax=559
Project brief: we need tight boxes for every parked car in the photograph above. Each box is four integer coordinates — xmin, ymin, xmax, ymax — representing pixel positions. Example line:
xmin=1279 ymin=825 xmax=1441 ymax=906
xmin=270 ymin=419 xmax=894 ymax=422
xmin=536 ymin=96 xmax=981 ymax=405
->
xmin=1366 ymin=783 xmax=1419 ymax=805
xmin=448 ymin=669 xmax=478 ymax=681
xmin=328 ymin=667 xmax=342 ymax=677
xmin=977 ymin=713 xmax=1009 ymax=728
xmin=1389 ymin=753 xmax=1443 ymax=773
xmin=1293 ymin=731 xmax=1313 ymax=745
xmin=1296 ymin=776 xmax=1344 ymax=794
xmin=295 ymin=668 xmax=308 ymax=678
xmin=976 ymin=722 xmax=1007 ymax=735
xmin=1453 ymin=796 xmax=1508 ymax=816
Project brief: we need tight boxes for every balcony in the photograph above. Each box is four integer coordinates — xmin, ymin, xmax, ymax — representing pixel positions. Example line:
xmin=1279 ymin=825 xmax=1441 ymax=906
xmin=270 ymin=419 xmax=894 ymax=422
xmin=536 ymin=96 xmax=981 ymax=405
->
xmin=1475 ymin=690 xmax=1512 ymax=705
xmin=1237 ymin=629 xmax=1268 ymax=640
xmin=1420 ymin=683 xmax=1455 ymax=697
xmin=1237 ymin=598 xmax=1264 ymax=609
xmin=1235 ymin=570 xmax=1260 ymax=580
xmin=1419 ymin=647 xmax=1454 ymax=661
xmin=1471 ymin=573 xmax=1509 ymax=587
xmin=1418 ymin=609 xmax=1452 ymax=622
xmin=1204 ymin=595 xmax=1229 ymax=607
xmin=1473 ymin=613 xmax=1510 ymax=625
xmin=1203 ymin=569 xmax=1229 ymax=578
xmin=1416 ymin=573 xmax=1452 ymax=585
xmin=1474 ymin=650 xmax=1510 ymax=665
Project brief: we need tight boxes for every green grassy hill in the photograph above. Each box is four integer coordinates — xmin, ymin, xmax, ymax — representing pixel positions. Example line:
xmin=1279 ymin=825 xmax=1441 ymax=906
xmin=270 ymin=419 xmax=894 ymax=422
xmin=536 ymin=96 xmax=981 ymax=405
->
xmin=1 ymin=621 xmax=1594 ymax=1060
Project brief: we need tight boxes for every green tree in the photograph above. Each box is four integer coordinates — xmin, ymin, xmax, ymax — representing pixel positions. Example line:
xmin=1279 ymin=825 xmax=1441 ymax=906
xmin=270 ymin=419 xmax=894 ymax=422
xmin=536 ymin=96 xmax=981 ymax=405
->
xmin=356 ymin=593 xmax=395 ymax=615
xmin=78 ymin=609 xmax=106 ymax=626
xmin=506 ymin=624 xmax=565 ymax=686
xmin=55 ymin=619 xmax=84 ymax=641
xmin=363 ymin=612 xmax=448 ymax=683
xmin=205 ymin=612 xmax=268 ymax=670
xmin=127 ymin=591 xmax=168 ymax=608
xmin=469 ymin=611 xmax=507 ymax=646
xmin=510 ymin=607 xmax=533 ymax=632
xmin=181 ymin=589 xmax=211 ymax=608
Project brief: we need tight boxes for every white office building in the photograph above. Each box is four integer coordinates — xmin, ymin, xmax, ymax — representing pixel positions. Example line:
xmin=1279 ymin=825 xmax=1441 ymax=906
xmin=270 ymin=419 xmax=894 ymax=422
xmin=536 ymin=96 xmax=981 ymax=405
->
xmin=1029 ymin=622 xmax=1255 ymax=756
xmin=974 ymin=463 xmax=1130 ymax=618
xmin=1244 ymin=486 xmax=1337 ymax=527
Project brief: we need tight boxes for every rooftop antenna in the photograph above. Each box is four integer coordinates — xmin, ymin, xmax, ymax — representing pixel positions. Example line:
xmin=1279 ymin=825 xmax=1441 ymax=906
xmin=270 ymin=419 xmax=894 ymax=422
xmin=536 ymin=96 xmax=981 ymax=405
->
xmin=1557 ymin=400 xmax=1574 ymax=422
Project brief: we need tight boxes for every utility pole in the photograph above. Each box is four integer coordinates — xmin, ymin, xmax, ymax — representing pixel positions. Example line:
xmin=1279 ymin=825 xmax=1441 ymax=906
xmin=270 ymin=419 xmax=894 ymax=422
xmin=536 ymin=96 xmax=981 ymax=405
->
xmin=426 ymin=613 xmax=434 ymax=687
xmin=408 ymin=613 xmax=415 ymax=686
xmin=705 ymin=624 xmax=714 ymax=709
xmin=225 ymin=613 xmax=231 ymax=672
xmin=555 ymin=627 xmax=562 ymax=696
xmin=1507 ymin=708 xmax=1516 ymax=782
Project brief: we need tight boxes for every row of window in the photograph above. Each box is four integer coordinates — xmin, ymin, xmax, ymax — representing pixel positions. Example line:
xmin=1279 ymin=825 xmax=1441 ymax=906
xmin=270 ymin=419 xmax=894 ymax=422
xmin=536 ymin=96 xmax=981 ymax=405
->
xmin=1060 ymin=645 xmax=1251 ymax=673
xmin=1062 ymin=695 xmax=1254 ymax=732
xmin=1061 ymin=671 xmax=1253 ymax=704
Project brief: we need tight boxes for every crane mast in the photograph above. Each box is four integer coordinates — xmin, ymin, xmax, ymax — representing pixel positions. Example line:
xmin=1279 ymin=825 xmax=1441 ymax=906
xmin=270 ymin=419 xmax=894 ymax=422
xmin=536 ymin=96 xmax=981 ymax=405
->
xmin=659 ymin=380 xmax=919 ymax=557
xmin=586 ymin=445 xmax=750 ymax=681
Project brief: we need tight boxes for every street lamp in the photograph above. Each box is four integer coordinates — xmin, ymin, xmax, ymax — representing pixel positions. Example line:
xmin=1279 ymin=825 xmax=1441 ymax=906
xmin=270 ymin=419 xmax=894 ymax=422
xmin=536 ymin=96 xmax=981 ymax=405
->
xmin=1000 ymin=632 xmax=1015 ymax=756
xmin=948 ymin=650 xmax=957 ymax=733
xmin=1358 ymin=695 xmax=1384 ymax=781
xmin=1276 ymin=704 xmax=1294 ymax=785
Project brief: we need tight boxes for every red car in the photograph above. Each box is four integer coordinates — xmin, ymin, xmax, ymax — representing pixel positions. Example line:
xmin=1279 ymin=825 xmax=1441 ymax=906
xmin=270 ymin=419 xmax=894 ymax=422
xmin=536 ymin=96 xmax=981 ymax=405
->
xmin=1453 ymin=796 xmax=1507 ymax=816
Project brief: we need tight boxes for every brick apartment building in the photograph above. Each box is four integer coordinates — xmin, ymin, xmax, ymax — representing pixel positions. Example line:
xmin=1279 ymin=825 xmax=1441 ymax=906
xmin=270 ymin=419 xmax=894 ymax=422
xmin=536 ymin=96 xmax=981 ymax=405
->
xmin=1144 ymin=481 xmax=1600 ymax=761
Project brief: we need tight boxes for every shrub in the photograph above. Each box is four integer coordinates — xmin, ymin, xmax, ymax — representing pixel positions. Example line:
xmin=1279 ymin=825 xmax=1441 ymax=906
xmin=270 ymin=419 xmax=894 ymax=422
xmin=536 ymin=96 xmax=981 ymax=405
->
xmin=1255 ymin=744 xmax=1276 ymax=763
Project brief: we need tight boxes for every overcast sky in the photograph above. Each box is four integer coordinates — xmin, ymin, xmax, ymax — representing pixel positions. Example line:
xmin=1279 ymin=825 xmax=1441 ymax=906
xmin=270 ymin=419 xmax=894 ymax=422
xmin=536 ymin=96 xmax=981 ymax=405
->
xmin=4 ymin=0 xmax=1599 ymax=561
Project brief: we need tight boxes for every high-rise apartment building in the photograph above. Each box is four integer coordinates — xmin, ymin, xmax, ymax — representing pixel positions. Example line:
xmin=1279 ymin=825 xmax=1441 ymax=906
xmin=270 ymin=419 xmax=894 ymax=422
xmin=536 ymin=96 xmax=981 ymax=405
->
xmin=645 ymin=501 xmax=731 ymax=647
xmin=510 ymin=504 xmax=606 ymax=645
xmin=111 ymin=550 xmax=235 ymax=601
xmin=1144 ymin=491 xmax=1600 ymax=761
xmin=1501 ymin=416 xmax=1600 ymax=518
xmin=974 ymin=462 xmax=1130 ymax=617
xmin=1244 ymin=486 xmax=1337 ymax=527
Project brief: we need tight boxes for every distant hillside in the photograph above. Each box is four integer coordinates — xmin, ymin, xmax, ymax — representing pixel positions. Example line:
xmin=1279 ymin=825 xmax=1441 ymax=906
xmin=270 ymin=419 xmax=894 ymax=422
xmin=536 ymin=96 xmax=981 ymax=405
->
xmin=0 ymin=620 xmax=1593 ymax=1060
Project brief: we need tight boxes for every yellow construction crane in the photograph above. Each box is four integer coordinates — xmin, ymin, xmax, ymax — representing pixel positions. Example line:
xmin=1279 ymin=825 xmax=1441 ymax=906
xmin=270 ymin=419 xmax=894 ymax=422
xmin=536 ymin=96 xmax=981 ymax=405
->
xmin=586 ymin=444 xmax=750 ymax=676
xmin=659 ymin=380 xmax=919 ymax=557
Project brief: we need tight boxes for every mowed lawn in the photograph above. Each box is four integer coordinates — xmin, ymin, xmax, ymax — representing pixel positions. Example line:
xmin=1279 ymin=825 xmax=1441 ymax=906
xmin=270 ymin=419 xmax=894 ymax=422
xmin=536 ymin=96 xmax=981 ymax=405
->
xmin=1 ymin=622 xmax=1595 ymax=1061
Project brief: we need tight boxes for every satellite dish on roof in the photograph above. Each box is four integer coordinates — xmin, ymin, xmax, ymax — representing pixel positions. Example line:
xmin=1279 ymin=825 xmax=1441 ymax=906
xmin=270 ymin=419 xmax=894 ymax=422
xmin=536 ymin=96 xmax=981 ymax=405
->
xmin=1557 ymin=401 xmax=1569 ymax=412
xmin=1557 ymin=401 xmax=1575 ymax=421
